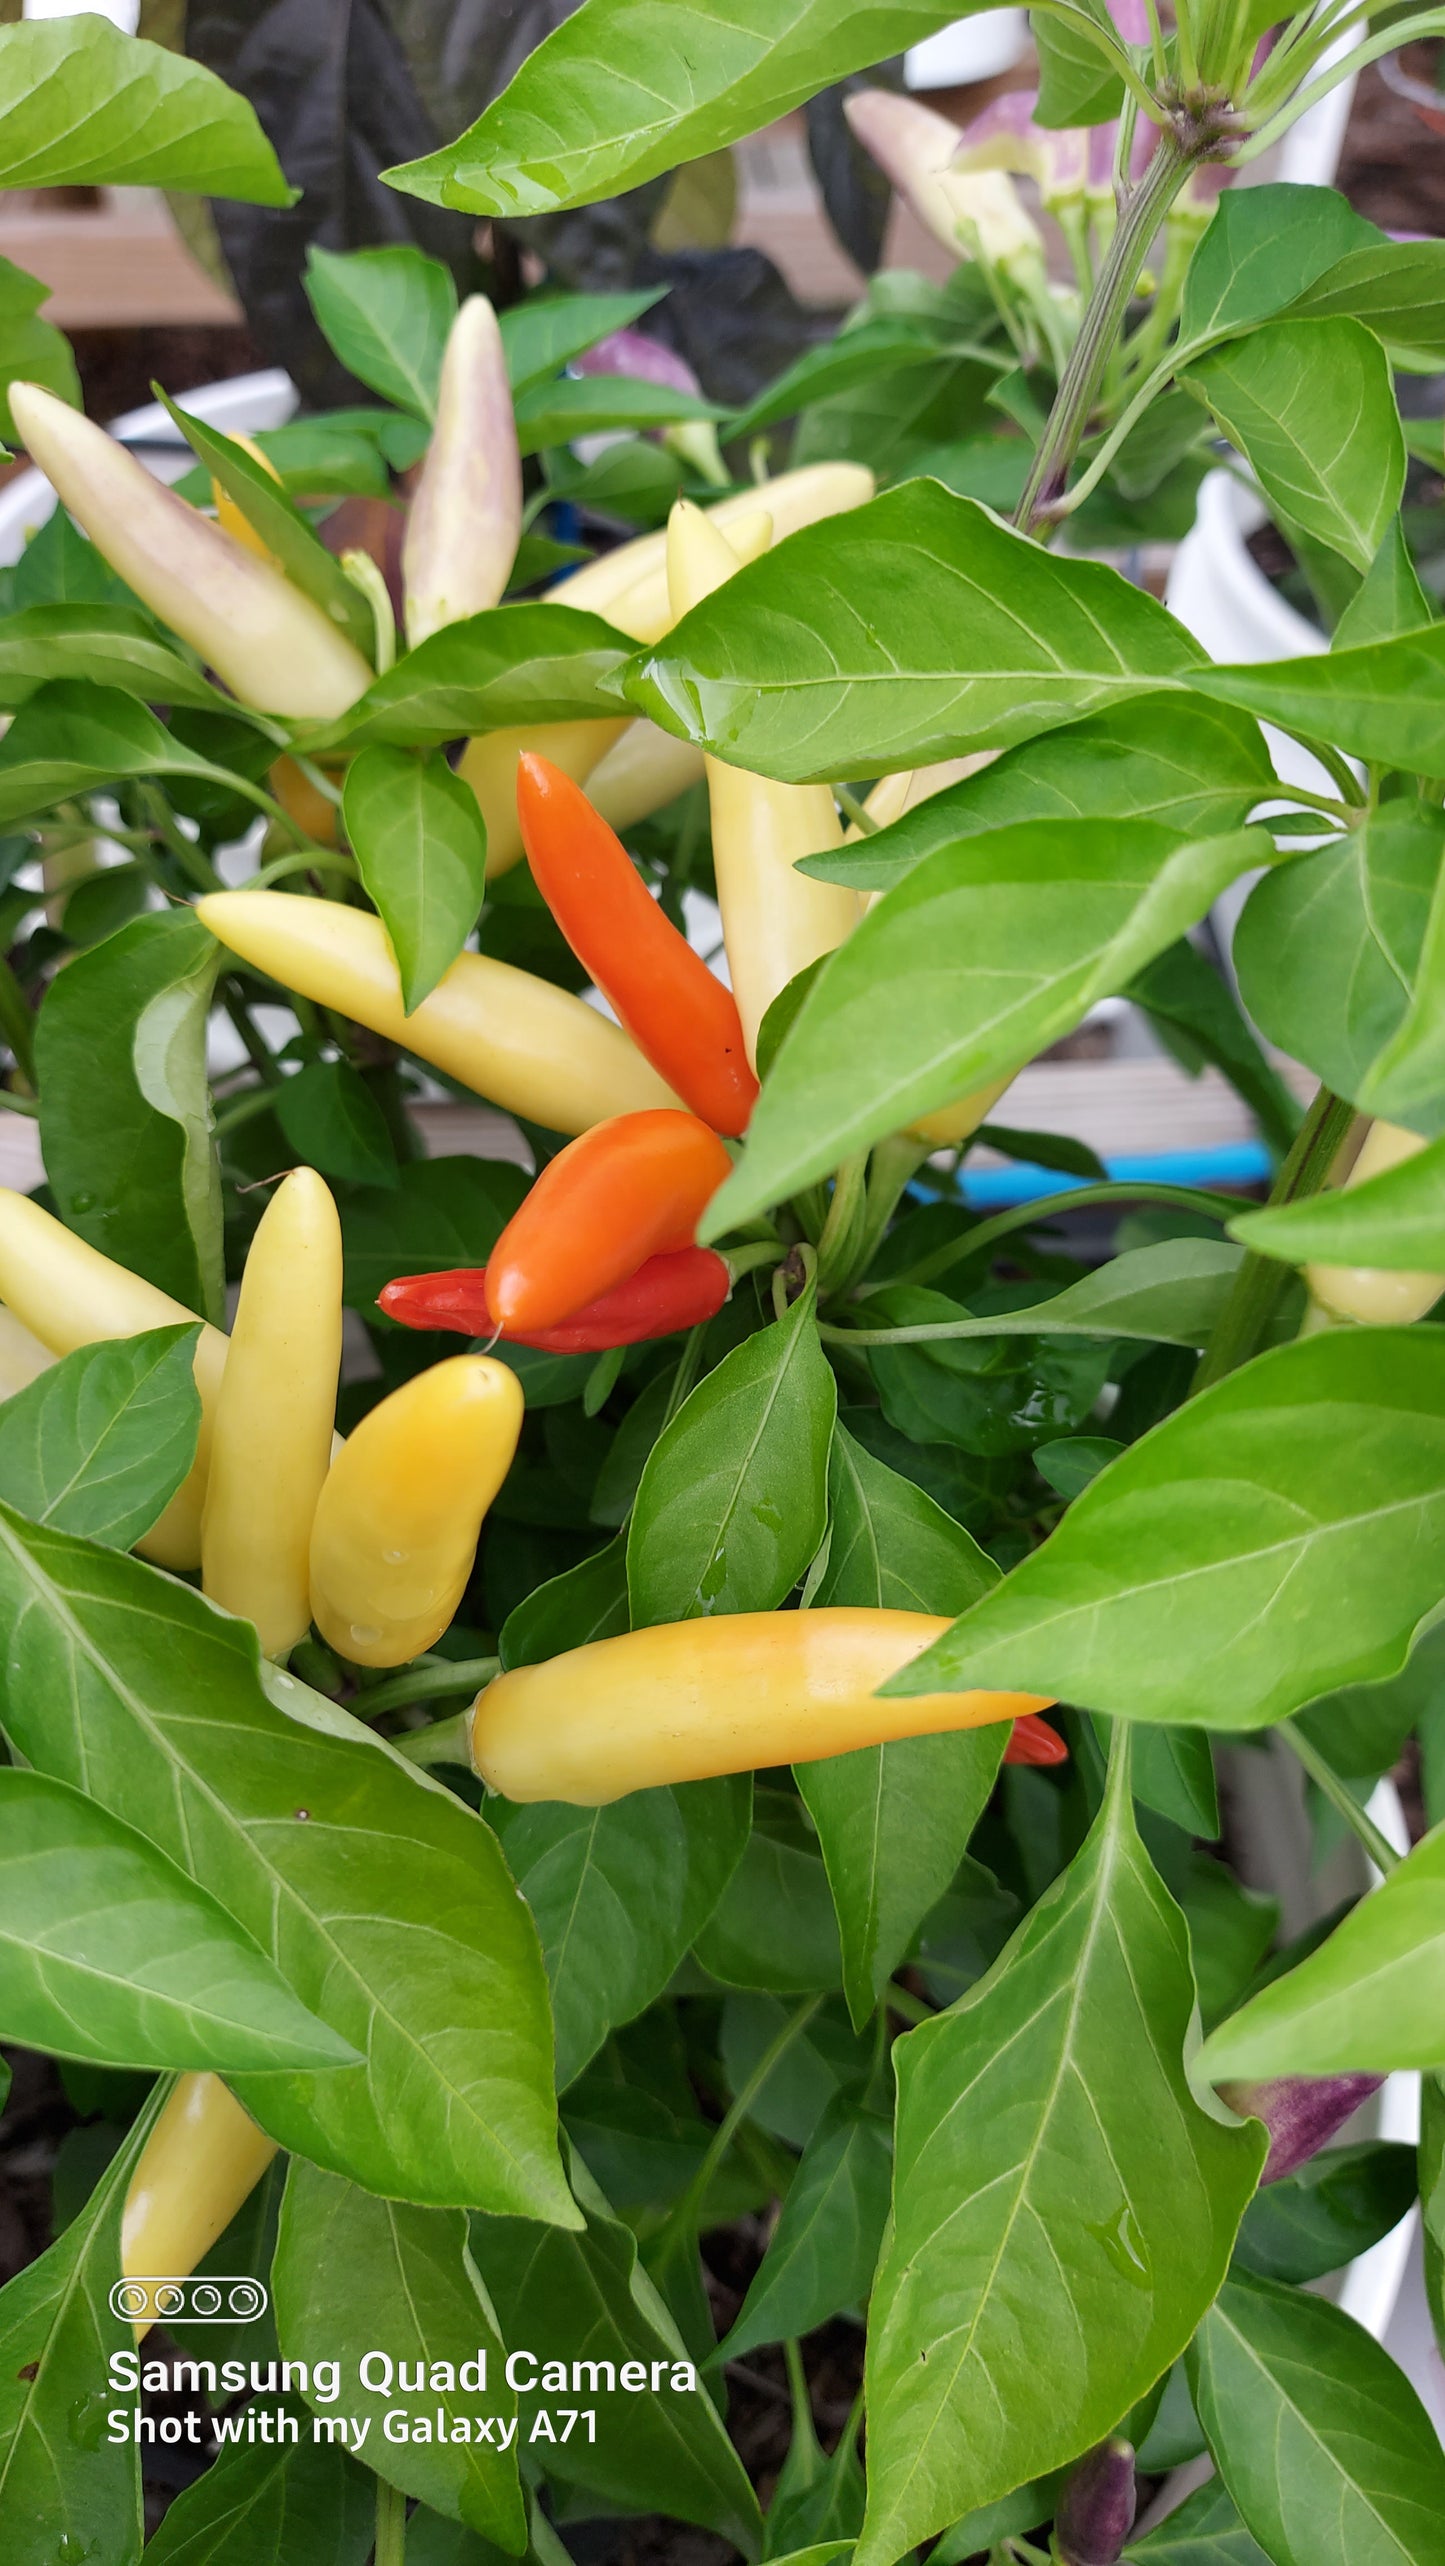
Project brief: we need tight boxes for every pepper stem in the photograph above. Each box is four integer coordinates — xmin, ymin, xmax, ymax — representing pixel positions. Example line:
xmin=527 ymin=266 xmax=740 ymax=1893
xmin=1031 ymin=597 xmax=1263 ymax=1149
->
xmin=1283 ymin=1726 xmax=1401 ymax=1875
xmin=374 ymin=2476 xmax=407 ymax=2566
xmin=391 ymin=1706 xmax=477 ymax=1770
xmin=1192 ymin=1084 xmax=1354 ymax=1392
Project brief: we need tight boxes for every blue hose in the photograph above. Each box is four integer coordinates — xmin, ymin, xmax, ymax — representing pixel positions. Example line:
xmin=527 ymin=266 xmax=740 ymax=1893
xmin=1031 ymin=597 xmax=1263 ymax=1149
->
xmin=955 ymin=1141 xmax=1272 ymax=1210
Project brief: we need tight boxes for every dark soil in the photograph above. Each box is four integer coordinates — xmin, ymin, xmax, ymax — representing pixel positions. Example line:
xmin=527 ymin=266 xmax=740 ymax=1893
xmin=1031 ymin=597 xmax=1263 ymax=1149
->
xmin=1336 ymin=56 xmax=1445 ymax=237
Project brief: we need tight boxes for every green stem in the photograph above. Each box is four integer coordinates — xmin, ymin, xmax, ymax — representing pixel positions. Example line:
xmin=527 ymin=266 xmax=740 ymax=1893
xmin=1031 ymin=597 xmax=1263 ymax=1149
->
xmin=833 ymin=783 xmax=879 ymax=836
xmin=373 ymin=2475 xmax=407 ymax=2566
xmin=391 ymin=1706 xmax=477 ymax=1769
xmin=251 ymin=846 xmax=359 ymax=889
xmin=213 ymin=1083 xmax=282 ymax=1140
xmin=817 ymin=1152 xmax=869 ymax=1294
xmin=861 ymin=1179 xmax=1249 ymax=1298
xmin=721 ymin=1239 xmax=783 ymax=1289
xmin=662 ymin=1322 xmax=708 ymax=1430
xmin=0 ymin=1086 xmax=38 ymax=1118
xmin=1015 ymin=131 xmax=1194 ymax=533
xmin=837 ymin=1134 xmax=933 ymax=1296
xmin=136 ymin=784 xmax=223 ymax=895
xmin=223 ymin=985 xmax=284 ymax=1088
xmin=664 ymin=1995 xmax=823 ymax=2255
xmin=0 ymin=953 xmax=36 ymax=1091
xmin=1191 ymin=1085 xmax=1354 ymax=1392
xmin=361 ymin=1656 xmax=499 ymax=1720
xmin=886 ymin=1980 xmax=933 ymax=2026
xmin=1284 ymin=1725 xmax=1400 ymax=1875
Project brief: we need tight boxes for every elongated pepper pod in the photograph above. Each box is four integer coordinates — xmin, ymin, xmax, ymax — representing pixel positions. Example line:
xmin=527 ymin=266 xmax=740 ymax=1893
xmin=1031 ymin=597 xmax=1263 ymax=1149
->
xmin=309 ymin=1355 xmax=523 ymax=1667
xmin=586 ymin=720 xmax=706 ymax=834
xmin=194 ymin=891 xmax=680 ymax=1135
xmin=1056 ymin=2441 xmax=1137 ymax=2566
xmin=8 ymin=382 xmax=374 ymax=721
xmin=403 ymin=296 xmax=522 ymax=648
xmin=487 ymin=1110 xmax=733 ymax=1335
xmin=1307 ymin=1121 xmax=1445 ymax=1325
xmin=470 ymin=1608 xmax=1052 ymax=1804
xmin=1221 ymin=2071 xmax=1386 ymax=2185
xmin=381 ymin=1246 xmax=732 ymax=1351
xmin=0 ymin=1188 xmax=227 ymax=1569
xmin=0 ymin=1302 xmax=53 ymax=1398
xmin=516 ymin=753 xmax=757 ymax=1132
xmin=120 ymin=2073 xmax=279 ymax=2340
xmin=666 ymin=501 xmax=860 ymax=1065
xmin=460 ymin=463 xmax=873 ymax=877
xmin=201 ymin=1169 xmax=343 ymax=1658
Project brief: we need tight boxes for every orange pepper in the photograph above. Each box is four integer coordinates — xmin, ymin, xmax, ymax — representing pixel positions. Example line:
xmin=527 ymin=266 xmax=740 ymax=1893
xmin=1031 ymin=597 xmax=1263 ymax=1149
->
xmin=487 ymin=1109 xmax=733 ymax=1335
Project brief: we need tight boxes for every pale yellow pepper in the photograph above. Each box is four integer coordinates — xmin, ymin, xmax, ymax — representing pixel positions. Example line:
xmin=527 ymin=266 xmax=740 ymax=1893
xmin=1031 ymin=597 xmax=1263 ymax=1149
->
xmin=1307 ymin=1120 xmax=1445 ymax=1324
xmin=8 ymin=382 xmax=373 ymax=721
xmin=666 ymin=500 xmax=859 ymax=1066
xmin=309 ymin=1355 xmax=523 ymax=1667
xmin=201 ymin=1169 xmax=343 ymax=1659
xmin=0 ymin=1303 xmax=54 ymax=1399
xmin=403 ymin=295 xmax=522 ymax=648
xmin=194 ymin=891 xmax=680 ymax=1134
xmin=464 ymin=462 xmax=874 ymax=877
xmin=471 ymin=1607 xmax=1051 ymax=1805
xmin=0 ymin=1189 xmax=227 ymax=1569
xmin=585 ymin=720 xmax=706 ymax=833
xmin=121 ymin=2073 xmax=278 ymax=2340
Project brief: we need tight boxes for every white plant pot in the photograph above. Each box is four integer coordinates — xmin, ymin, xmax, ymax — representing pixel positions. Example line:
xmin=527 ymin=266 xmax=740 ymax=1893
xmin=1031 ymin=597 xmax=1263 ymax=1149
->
xmin=904 ymin=12 xmax=1028 ymax=88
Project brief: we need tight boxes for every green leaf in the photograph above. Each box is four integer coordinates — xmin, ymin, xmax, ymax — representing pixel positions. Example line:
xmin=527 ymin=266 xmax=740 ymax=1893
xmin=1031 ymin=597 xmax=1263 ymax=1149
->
xmin=1182 ymin=319 xmax=1404 ymax=576
xmin=1034 ymin=6 xmax=1122 ymax=124
xmin=858 ymin=1751 xmax=1265 ymax=2562
xmin=1422 ymin=2071 xmax=1445 ymax=2357
xmin=498 ymin=287 xmax=666 ymax=395
xmin=796 ymin=1426 xmax=1003 ymax=2026
xmin=863 ymin=1288 xmax=1111 ymax=1457
xmin=515 ymin=373 xmax=720 ymax=456
xmin=694 ymin=1803 xmax=843 ymax=1992
xmin=493 ymin=1778 xmax=752 ymax=2089
xmin=471 ymin=2151 xmax=763 ymax=2553
xmin=730 ymin=320 xmax=963 ymax=443
xmin=977 ymin=1124 xmax=1108 ymax=1182
xmin=1287 ymin=237 xmax=1445 ymax=361
xmin=1189 ymin=2268 xmax=1445 ymax=2566
xmin=704 ymin=819 xmax=1268 ymax=1234
xmin=627 ymin=483 xmax=1202 ymax=784
xmin=273 ymin=2164 xmax=524 ymax=2544
xmin=273 ymin=1059 xmax=399 ymax=1190
xmin=143 ymin=2407 xmax=375 ymax=2565
xmin=844 ymin=1240 xmax=1247 ymax=1351
xmin=1122 ymin=2475 xmax=1272 ymax=2564
xmin=344 ymin=1156 xmax=528 ymax=1313
xmin=303 ymin=244 xmax=458 ymax=418
xmin=0 ymin=1325 xmax=200 ymax=1550
xmin=0 ymin=677 xmax=243 ymax=827
xmin=1333 ymin=521 xmax=1433 ymax=651
xmin=0 ymin=1764 xmax=358 ymax=2072
xmin=0 ymin=1508 xmax=574 ymax=2220
xmin=1232 ymin=1130 xmax=1445 ymax=1268
xmin=1200 ymin=1816 xmax=1445 ymax=2076
xmin=802 ymin=697 xmax=1274 ymax=897
xmin=500 ymin=1531 xmax=630 ymax=1666
xmin=1233 ymin=805 xmax=1444 ymax=1114
xmin=0 ymin=601 xmax=222 ymax=714
xmin=0 ymin=15 xmax=293 ymax=199
xmin=37 ymin=906 xmax=223 ymax=1323
xmin=0 ymin=255 xmax=78 ymax=447
xmin=1191 ymin=630 xmax=1445 ymax=777
xmin=1179 ymin=185 xmax=1381 ymax=345
xmin=1179 ymin=1853 xmax=1279 ymax=2030
xmin=1127 ymin=937 xmax=1302 ymax=1158
xmin=719 ymin=2096 xmax=892 ymax=2361
xmin=1233 ymin=2141 xmax=1418 ymax=2285
xmin=0 ymin=2078 xmax=165 ymax=2561
xmin=627 ymin=1292 xmax=835 ymax=1625
xmin=345 ymin=747 xmax=489 ymax=1012
xmin=890 ymin=1330 xmax=1445 ymax=1731
xmin=385 ymin=0 xmax=999 ymax=215
xmin=156 ymin=390 xmax=376 ymax=664
xmin=295 ymin=603 xmax=634 ymax=754
xmin=1035 ymin=1435 xmax=1125 ymax=1499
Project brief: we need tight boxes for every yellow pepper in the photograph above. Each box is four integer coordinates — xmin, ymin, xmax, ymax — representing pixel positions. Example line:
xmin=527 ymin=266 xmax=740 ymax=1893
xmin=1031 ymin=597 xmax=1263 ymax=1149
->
xmin=201 ymin=1168 xmax=343 ymax=1659
xmin=0 ymin=1302 xmax=53 ymax=1399
xmin=403 ymin=295 xmax=522 ymax=648
xmin=585 ymin=719 xmax=706 ymax=834
xmin=309 ymin=1354 xmax=523 ymax=1667
xmin=1307 ymin=1120 xmax=1445 ymax=1325
xmin=120 ymin=2073 xmax=278 ymax=2340
xmin=666 ymin=500 xmax=859 ymax=1066
xmin=210 ymin=430 xmax=283 ymax=561
xmin=194 ymin=890 xmax=680 ymax=1134
xmin=470 ymin=1607 xmax=1052 ymax=1805
xmin=8 ymin=382 xmax=374 ymax=722
xmin=463 ymin=463 xmax=873 ymax=878
xmin=0 ymin=1189 xmax=227 ymax=1569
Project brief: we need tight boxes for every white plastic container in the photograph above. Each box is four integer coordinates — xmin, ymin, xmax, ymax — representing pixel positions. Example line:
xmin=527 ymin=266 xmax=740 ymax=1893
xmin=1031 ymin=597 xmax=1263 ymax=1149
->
xmin=904 ymin=13 xmax=1028 ymax=89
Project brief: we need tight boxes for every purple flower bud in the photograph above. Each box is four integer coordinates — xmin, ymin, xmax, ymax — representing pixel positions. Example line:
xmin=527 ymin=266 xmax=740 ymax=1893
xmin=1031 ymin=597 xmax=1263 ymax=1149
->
xmin=1057 ymin=2439 xmax=1137 ymax=2566
xmin=1223 ymin=2073 xmax=1386 ymax=2185
xmin=574 ymin=329 xmax=702 ymax=398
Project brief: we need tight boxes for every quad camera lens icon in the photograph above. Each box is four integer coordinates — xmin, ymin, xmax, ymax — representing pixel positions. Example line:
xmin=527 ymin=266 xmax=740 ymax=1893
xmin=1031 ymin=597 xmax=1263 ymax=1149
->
xmin=108 ymin=2275 xmax=268 ymax=2323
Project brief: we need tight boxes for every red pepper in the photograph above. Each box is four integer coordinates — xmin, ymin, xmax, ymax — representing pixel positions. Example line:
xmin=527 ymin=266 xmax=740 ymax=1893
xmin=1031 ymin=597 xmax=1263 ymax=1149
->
xmin=379 ymin=1246 xmax=731 ymax=1352
xmin=517 ymin=752 xmax=759 ymax=1137
xmin=486 ymin=1108 xmax=732 ymax=1335
xmin=1003 ymin=1713 xmax=1068 ymax=1766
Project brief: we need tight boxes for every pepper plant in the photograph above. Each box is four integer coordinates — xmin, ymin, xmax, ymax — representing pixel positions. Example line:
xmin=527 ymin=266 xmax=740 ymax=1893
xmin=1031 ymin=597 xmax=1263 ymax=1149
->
xmin=3 ymin=7 xmax=1445 ymax=2566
